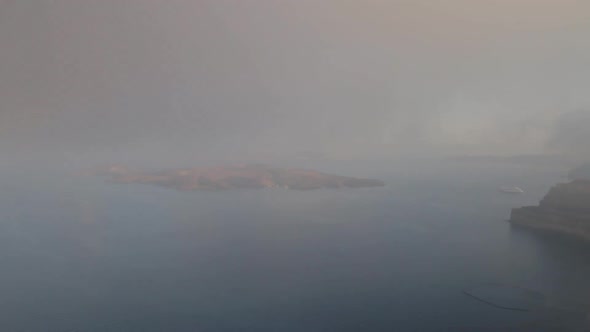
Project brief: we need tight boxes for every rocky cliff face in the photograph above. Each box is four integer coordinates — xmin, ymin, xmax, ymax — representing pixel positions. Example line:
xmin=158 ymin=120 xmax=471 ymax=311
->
xmin=509 ymin=180 xmax=590 ymax=241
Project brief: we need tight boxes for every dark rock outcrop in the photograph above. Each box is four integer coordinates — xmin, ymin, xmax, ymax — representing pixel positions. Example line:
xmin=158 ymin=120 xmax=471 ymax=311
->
xmin=509 ymin=180 xmax=590 ymax=241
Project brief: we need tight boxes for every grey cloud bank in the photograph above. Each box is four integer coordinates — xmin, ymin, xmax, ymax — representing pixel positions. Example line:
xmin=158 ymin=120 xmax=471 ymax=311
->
xmin=1 ymin=0 xmax=589 ymax=166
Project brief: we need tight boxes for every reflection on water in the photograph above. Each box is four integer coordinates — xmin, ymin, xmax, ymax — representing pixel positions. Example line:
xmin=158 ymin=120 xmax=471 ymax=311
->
xmin=0 ymin=160 xmax=587 ymax=331
xmin=507 ymin=228 xmax=590 ymax=331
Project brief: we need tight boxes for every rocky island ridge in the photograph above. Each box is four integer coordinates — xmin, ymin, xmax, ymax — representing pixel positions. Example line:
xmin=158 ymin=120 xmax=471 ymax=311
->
xmin=92 ymin=164 xmax=385 ymax=191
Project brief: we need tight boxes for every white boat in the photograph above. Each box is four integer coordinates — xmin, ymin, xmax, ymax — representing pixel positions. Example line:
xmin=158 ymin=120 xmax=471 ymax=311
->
xmin=500 ymin=186 xmax=524 ymax=194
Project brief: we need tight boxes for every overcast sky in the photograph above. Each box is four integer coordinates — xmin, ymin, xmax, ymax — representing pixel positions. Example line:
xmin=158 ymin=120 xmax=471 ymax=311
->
xmin=1 ymin=0 xmax=589 ymax=165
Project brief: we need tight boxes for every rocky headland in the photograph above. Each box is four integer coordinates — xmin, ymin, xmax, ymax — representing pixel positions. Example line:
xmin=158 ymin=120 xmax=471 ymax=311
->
xmin=509 ymin=180 xmax=590 ymax=241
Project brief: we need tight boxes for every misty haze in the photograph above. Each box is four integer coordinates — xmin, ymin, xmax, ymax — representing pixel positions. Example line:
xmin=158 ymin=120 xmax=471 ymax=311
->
xmin=1 ymin=1 xmax=590 ymax=331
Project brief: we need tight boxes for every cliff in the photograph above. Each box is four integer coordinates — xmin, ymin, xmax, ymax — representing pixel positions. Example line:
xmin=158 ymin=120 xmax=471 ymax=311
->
xmin=94 ymin=164 xmax=385 ymax=191
xmin=509 ymin=180 xmax=590 ymax=241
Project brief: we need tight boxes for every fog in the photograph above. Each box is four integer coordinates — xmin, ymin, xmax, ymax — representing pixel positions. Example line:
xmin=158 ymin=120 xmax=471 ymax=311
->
xmin=3 ymin=3 xmax=590 ymax=330
xmin=1 ymin=0 xmax=590 ymax=167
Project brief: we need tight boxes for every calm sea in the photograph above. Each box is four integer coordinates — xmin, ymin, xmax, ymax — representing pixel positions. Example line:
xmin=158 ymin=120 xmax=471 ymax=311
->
xmin=0 ymin=159 xmax=588 ymax=331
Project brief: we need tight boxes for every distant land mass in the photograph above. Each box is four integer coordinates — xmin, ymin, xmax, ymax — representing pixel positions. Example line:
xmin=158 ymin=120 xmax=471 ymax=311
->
xmin=509 ymin=180 xmax=590 ymax=241
xmin=92 ymin=164 xmax=385 ymax=191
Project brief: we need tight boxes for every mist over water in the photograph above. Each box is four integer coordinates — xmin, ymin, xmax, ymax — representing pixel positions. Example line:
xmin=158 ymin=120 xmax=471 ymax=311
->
xmin=1 ymin=1 xmax=590 ymax=331
xmin=1 ymin=1 xmax=590 ymax=164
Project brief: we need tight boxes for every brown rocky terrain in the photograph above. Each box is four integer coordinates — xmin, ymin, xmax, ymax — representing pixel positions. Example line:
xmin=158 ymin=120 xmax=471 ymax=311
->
xmin=93 ymin=164 xmax=385 ymax=191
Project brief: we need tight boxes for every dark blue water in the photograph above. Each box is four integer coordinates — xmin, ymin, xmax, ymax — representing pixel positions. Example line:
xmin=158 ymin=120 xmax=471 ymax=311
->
xmin=0 ymin=160 xmax=588 ymax=331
